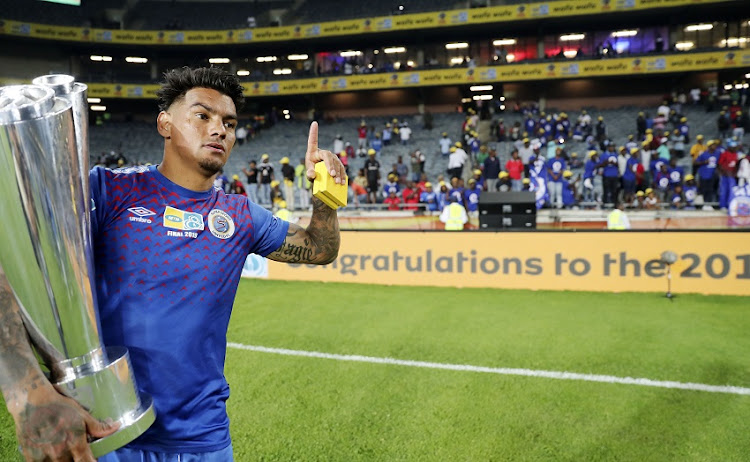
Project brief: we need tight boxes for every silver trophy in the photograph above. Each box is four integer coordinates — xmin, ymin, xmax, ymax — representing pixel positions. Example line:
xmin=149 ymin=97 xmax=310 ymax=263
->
xmin=0 ymin=79 xmax=155 ymax=457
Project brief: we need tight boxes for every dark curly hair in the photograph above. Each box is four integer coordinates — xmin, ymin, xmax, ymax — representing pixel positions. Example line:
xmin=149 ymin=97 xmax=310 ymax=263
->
xmin=156 ymin=66 xmax=245 ymax=112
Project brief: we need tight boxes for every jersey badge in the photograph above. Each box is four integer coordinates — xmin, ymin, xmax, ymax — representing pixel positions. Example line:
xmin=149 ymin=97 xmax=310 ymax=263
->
xmin=163 ymin=206 xmax=205 ymax=231
xmin=207 ymin=209 xmax=235 ymax=240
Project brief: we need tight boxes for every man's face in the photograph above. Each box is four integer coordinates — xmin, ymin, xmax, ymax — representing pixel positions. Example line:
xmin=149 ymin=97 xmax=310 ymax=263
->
xmin=160 ymin=87 xmax=238 ymax=177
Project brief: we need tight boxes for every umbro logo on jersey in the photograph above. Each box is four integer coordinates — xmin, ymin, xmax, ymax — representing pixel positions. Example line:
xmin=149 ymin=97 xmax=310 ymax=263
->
xmin=128 ymin=207 xmax=155 ymax=223
xmin=128 ymin=207 xmax=156 ymax=217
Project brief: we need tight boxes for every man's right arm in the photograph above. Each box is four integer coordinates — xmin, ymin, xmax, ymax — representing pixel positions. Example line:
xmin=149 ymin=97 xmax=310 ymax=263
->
xmin=0 ymin=266 xmax=118 ymax=461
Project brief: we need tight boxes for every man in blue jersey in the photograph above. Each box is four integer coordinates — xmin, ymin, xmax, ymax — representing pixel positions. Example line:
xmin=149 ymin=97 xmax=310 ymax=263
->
xmin=0 ymin=67 xmax=345 ymax=462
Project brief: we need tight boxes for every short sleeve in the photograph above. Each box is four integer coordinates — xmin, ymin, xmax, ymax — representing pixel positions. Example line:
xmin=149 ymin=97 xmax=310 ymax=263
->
xmin=246 ymin=199 xmax=289 ymax=257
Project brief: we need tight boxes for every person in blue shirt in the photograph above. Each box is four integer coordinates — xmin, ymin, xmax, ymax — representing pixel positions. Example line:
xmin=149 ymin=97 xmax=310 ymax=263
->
xmin=382 ymin=123 xmax=392 ymax=146
xmin=667 ymin=157 xmax=684 ymax=190
xmin=420 ymin=182 xmax=439 ymax=212
xmin=694 ymin=139 xmax=720 ymax=204
xmin=370 ymin=133 xmax=383 ymax=158
xmin=463 ymin=178 xmax=482 ymax=214
xmin=621 ymin=148 xmax=640 ymax=203
xmin=546 ymin=149 xmax=567 ymax=209
xmin=683 ymin=174 xmax=698 ymax=209
xmin=0 ymin=67 xmax=346 ymax=462
xmin=582 ymin=150 xmax=601 ymax=205
xmin=524 ymin=114 xmax=536 ymax=138
xmin=598 ymin=145 xmax=620 ymax=205
xmin=450 ymin=178 xmax=466 ymax=205
xmin=561 ymin=170 xmax=577 ymax=208
xmin=437 ymin=182 xmax=450 ymax=211
xmin=654 ymin=163 xmax=671 ymax=201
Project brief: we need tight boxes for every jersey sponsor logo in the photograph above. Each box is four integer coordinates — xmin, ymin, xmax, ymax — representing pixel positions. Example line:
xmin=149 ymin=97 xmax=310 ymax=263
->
xmin=208 ymin=209 xmax=235 ymax=240
xmin=163 ymin=206 xmax=204 ymax=231
xmin=128 ymin=206 xmax=155 ymax=223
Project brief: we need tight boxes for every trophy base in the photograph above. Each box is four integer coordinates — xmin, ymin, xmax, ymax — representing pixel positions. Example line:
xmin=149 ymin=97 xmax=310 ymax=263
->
xmin=53 ymin=346 xmax=156 ymax=458
xmin=90 ymin=393 xmax=155 ymax=458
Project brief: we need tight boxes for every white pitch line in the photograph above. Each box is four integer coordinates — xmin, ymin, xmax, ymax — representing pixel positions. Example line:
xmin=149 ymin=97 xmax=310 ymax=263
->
xmin=227 ymin=343 xmax=750 ymax=396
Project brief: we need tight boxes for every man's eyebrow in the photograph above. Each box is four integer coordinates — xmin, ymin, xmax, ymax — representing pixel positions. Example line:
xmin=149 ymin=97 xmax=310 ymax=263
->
xmin=190 ymin=102 xmax=237 ymax=120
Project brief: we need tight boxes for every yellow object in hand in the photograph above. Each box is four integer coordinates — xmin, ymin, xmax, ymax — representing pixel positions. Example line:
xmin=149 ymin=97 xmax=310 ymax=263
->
xmin=312 ymin=161 xmax=348 ymax=209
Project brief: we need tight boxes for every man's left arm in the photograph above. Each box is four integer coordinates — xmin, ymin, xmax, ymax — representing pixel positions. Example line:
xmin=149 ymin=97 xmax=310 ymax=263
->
xmin=267 ymin=197 xmax=340 ymax=265
xmin=267 ymin=121 xmax=344 ymax=265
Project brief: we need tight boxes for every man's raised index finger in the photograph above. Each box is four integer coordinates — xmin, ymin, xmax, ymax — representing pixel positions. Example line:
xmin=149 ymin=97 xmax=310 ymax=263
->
xmin=307 ymin=121 xmax=319 ymax=155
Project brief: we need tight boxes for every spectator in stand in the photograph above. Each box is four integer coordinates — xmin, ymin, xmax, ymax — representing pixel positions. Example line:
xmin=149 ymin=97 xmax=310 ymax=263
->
xmin=213 ymin=169 xmax=229 ymax=193
xmin=622 ymin=148 xmax=639 ymax=203
xmin=420 ymin=182 xmax=439 ymax=212
xmin=229 ymin=175 xmax=245 ymax=195
xmin=270 ymin=180 xmax=283 ymax=207
xmin=632 ymin=190 xmax=645 ymax=209
xmin=258 ymin=153 xmax=274 ymax=205
xmin=678 ymin=117 xmax=690 ymax=143
xmin=280 ymin=157 xmax=295 ymax=211
xmin=683 ymin=174 xmax=698 ymax=209
xmin=718 ymin=111 xmax=730 ymax=139
xmin=333 ymin=134 xmax=344 ymax=155
xmin=504 ymin=149 xmax=523 ymax=191
xmin=670 ymin=184 xmax=685 ymax=209
xmin=733 ymin=111 xmax=746 ymax=140
xmin=595 ymin=116 xmax=607 ymax=144
xmin=657 ymin=100 xmax=671 ymax=119
xmin=519 ymin=138 xmax=535 ymax=176
xmin=402 ymin=181 xmax=421 ymax=211
xmin=636 ymin=112 xmax=647 ymax=139
xmin=448 ymin=143 xmax=468 ymax=180
xmin=382 ymin=173 xmax=400 ymax=200
xmin=357 ymin=120 xmax=368 ymax=155
xmin=476 ymin=145 xmax=489 ymax=168
xmin=547 ymin=148 xmax=566 ymax=208
xmin=450 ymin=178 xmax=465 ymax=205
xmin=654 ymin=163 xmax=671 ymax=201
xmin=718 ymin=139 xmax=739 ymax=209
xmin=437 ymin=182 xmax=449 ymax=211
xmin=690 ymin=135 xmax=707 ymax=174
xmin=370 ymin=133 xmax=382 ymax=158
xmin=364 ymin=149 xmax=381 ymax=204
xmin=243 ymin=160 xmax=259 ymax=204
xmin=667 ymin=157 xmax=684 ymax=191
xmin=399 ymin=122 xmax=412 ymax=145
xmin=644 ymin=188 xmax=658 ymax=209
xmin=497 ymin=171 xmax=512 ymax=192
xmin=293 ymin=158 xmax=310 ymax=210
xmin=561 ymin=170 xmax=577 ymax=208
xmin=439 ymin=132 xmax=452 ymax=157
xmin=466 ymin=169 xmax=480 ymax=190
xmin=463 ymin=178 xmax=482 ymax=217
xmin=599 ymin=145 xmax=619 ymax=205
xmin=582 ymin=150 xmax=600 ymax=205
xmin=384 ymin=190 xmax=402 ymax=211
xmin=350 ymin=179 xmax=368 ymax=207
xmin=737 ymin=149 xmax=750 ymax=187
xmin=235 ymin=124 xmax=248 ymax=146
xmin=671 ymin=129 xmax=686 ymax=158
xmin=382 ymin=123 xmax=392 ymax=146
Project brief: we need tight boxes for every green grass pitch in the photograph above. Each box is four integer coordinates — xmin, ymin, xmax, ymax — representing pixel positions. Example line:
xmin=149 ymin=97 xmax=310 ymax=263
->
xmin=2 ymin=280 xmax=749 ymax=460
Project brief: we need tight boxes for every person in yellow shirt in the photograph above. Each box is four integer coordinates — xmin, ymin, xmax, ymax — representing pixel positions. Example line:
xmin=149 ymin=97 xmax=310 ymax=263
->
xmin=689 ymin=134 xmax=706 ymax=175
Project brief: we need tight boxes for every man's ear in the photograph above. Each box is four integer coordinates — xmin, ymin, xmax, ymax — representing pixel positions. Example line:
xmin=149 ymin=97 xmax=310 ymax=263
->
xmin=157 ymin=111 xmax=171 ymax=139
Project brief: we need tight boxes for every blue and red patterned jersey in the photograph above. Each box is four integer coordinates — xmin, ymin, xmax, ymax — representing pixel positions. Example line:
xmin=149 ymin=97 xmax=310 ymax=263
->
xmin=89 ymin=165 xmax=288 ymax=453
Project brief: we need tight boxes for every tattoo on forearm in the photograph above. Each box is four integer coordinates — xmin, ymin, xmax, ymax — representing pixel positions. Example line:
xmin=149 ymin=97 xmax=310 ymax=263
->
xmin=305 ymin=197 xmax=340 ymax=264
xmin=0 ymin=271 xmax=48 ymax=410
xmin=268 ymin=197 xmax=340 ymax=265
xmin=274 ymin=228 xmax=314 ymax=263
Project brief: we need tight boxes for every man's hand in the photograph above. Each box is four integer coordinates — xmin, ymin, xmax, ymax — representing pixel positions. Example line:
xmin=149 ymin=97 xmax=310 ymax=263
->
xmin=12 ymin=381 xmax=119 ymax=462
xmin=305 ymin=121 xmax=347 ymax=185
xmin=1 ymin=267 xmax=119 ymax=461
